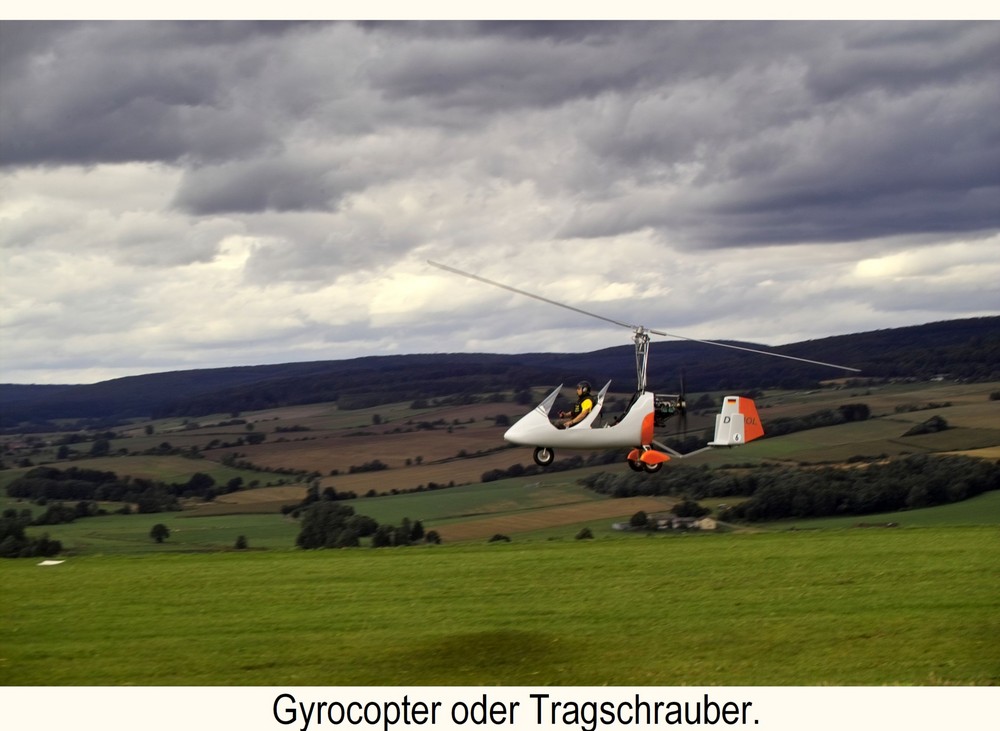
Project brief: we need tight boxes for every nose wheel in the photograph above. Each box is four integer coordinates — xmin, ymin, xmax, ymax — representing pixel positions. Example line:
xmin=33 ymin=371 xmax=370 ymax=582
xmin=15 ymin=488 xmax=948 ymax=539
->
xmin=533 ymin=447 xmax=554 ymax=466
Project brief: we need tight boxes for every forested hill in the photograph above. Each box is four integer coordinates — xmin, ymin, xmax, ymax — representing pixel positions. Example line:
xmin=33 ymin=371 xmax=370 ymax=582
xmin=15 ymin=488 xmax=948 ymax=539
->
xmin=2 ymin=316 xmax=997 ymax=430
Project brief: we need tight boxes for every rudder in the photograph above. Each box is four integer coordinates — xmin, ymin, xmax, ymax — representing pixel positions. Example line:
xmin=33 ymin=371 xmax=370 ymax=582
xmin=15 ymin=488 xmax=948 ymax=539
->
xmin=708 ymin=396 xmax=764 ymax=447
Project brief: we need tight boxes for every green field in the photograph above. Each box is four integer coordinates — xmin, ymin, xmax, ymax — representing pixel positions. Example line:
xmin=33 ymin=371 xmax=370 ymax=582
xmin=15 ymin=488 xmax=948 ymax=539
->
xmin=3 ymin=380 xmax=999 ymax=686
xmin=0 ymin=454 xmax=296 ymax=494
xmin=759 ymin=489 xmax=1000 ymax=531
xmin=2 ymin=527 xmax=998 ymax=686
xmin=8 ymin=476 xmax=998 ymax=558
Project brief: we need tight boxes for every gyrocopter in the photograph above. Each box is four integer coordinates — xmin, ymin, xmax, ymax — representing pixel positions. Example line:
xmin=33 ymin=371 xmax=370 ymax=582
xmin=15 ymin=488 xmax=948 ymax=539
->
xmin=428 ymin=261 xmax=860 ymax=473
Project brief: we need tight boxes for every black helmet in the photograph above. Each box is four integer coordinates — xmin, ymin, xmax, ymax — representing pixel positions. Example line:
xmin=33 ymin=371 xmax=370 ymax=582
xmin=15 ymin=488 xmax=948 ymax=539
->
xmin=576 ymin=380 xmax=592 ymax=395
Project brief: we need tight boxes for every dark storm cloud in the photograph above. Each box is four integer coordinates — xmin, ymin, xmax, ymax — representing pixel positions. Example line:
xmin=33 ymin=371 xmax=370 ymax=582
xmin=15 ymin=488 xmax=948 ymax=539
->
xmin=0 ymin=21 xmax=307 ymax=168
xmin=804 ymin=21 xmax=1000 ymax=99
xmin=5 ymin=20 xmax=997 ymax=246
xmin=548 ymin=22 xmax=1000 ymax=246
xmin=364 ymin=21 xmax=729 ymax=112
xmin=173 ymin=157 xmax=343 ymax=214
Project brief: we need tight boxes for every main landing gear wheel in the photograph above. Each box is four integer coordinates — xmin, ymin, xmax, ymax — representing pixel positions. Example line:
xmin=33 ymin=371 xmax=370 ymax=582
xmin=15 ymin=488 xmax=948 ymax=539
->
xmin=643 ymin=461 xmax=663 ymax=473
xmin=627 ymin=458 xmax=644 ymax=472
xmin=533 ymin=447 xmax=555 ymax=467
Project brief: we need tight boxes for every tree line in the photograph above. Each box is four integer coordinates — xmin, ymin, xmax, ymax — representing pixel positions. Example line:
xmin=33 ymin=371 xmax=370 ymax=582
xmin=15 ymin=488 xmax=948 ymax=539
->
xmin=762 ymin=403 xmax=870 ymax=437
xmin=1 ymin=508 xmax=64 ymax=558
xmin=294 ymin=499 xmax=439 ymax=549
xmin=4 ymin=317 xmax=996 ymax=430
xmin=581 ymin=454 xmax=1000 ymax=522
xmin=3 ymin=465 xmax=250 ymax=514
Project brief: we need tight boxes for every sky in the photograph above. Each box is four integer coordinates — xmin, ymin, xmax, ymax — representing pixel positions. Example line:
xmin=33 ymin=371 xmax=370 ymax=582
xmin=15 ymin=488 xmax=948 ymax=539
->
xmin=1 ymin=18 xmax=999 ymax=384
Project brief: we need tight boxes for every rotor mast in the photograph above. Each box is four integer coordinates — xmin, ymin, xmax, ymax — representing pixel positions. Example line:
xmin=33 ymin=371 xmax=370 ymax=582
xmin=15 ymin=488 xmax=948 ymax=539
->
xmin=633 ymin=327 xmax=651 ymax=393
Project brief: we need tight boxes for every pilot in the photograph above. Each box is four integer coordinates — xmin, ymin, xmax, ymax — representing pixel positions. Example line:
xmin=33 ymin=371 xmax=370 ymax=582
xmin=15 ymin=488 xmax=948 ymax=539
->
xmin=558 ymin=381 xmax=596 ymax=428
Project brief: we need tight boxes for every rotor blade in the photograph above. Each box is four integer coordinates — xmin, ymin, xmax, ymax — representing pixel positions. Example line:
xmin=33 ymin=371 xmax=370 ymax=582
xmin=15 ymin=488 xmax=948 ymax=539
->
xmin=429 ymin=259 xmax=860 ymax=373
xmin=428 ymin=260 xmax=639 ymax=332
xmin=643 ymin=328 xmax=861 ymax=373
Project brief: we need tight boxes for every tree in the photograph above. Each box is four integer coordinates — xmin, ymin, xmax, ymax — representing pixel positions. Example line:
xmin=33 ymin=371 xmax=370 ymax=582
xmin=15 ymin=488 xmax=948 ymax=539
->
xmin=425 ymin=530 xmax=441 ymax=545
xmin=394 ymin=518 xmax=413 ymax=546
xmin=838 ymin=403 xmax=871 ymax=422
xmin=514 ymin=389 xmax=533 ymax=405
xmin=629 ymin=510 xmax=649 ymax=528
xmin=371 ymin=524 xmax=395 ymax=548
xmin=150 ymin=523 xmax=170 ymax=543
xmin=903 ymin=415 xmax=949 ymax=436
xmin=296 ymin=501 xmax=356 ymax=549
xmin=235 ymin=535 xmax=248 ymax=549
xmin=346 ymin=514 xmax=378 ymax=537
xmin=187 ymin=472 xmax=216 ymax=494
xmin=334 ymin=529 xmax=360 ymax=548
xmin=672 ymin=499 xmax=711 ymax=518
xmin=89 ymin=439 xmax=111 ymax=457
xmin=411 ymin=520 xmax=425 ymax=542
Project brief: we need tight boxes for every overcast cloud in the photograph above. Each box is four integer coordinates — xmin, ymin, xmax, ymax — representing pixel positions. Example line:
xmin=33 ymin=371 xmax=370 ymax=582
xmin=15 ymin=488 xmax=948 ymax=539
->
xmin=1 ymin=20 xmax=998 ymax=384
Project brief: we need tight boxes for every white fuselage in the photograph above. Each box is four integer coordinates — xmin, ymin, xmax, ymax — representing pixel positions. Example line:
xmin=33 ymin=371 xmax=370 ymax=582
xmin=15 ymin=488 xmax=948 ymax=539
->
xmin=503 ymin=384 xmax=655 ymax=450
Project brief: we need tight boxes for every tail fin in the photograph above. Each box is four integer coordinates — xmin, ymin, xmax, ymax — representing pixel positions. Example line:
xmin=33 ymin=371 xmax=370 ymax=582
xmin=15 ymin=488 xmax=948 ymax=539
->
xmin=708 ymin=396 xmax=764 ymax=447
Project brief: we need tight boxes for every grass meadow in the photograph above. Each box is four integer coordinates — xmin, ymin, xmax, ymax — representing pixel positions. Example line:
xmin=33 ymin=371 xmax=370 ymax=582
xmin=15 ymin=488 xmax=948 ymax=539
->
xmin=2 ymin=526 xmax=998 ymax=686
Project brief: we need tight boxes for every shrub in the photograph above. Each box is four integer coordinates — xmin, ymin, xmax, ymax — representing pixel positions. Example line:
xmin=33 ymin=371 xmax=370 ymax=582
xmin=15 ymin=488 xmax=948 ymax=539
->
xmin=371 ymin=525 xmax=395 ymax=548
xmin=672 ymin=499 xmax=711 ymax=518
xmin=903 ymin=415 xmax=949 ymax=436
xmin=334 ymin=529 xmax=360 ymax=548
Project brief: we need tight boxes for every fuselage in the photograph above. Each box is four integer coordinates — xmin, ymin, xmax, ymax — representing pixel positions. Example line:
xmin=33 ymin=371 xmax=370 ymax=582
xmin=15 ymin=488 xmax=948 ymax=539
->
xmin=503 ymin=385 xmax=655 ymax=450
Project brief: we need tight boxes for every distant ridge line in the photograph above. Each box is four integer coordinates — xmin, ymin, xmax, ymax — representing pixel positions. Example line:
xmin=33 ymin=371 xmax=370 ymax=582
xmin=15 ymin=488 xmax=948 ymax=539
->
xmin=1 ymin=316 xmax=997 ymax=429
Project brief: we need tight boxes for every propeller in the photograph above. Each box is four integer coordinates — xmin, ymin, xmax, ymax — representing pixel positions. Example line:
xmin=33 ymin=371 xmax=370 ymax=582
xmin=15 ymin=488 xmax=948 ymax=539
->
xmin=677 ymin=370 xmax=688 ymax=435
xmin=428 ymin=260 xmax=861 ymax=374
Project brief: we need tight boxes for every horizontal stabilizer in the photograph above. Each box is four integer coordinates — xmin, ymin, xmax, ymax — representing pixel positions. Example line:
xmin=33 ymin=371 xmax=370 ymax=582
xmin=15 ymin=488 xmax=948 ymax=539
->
xmin=708 ymin=396 xmax=764 ymax=447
